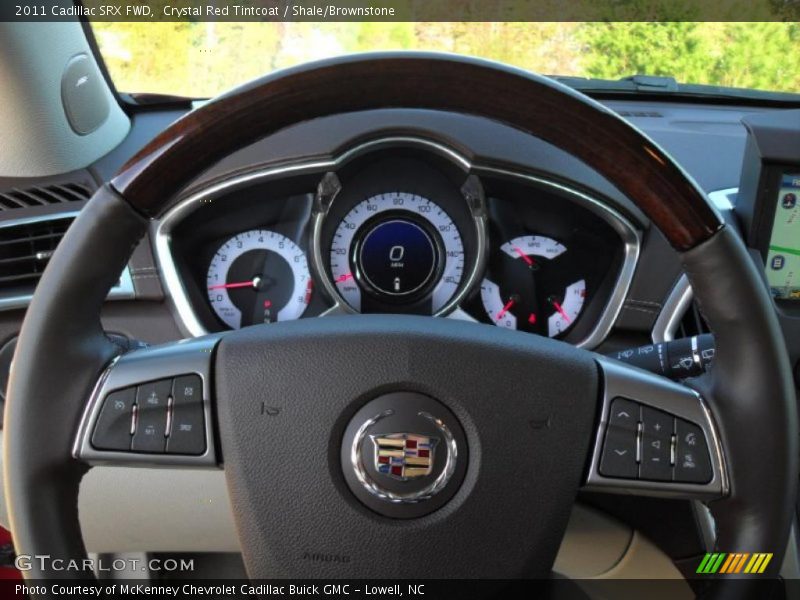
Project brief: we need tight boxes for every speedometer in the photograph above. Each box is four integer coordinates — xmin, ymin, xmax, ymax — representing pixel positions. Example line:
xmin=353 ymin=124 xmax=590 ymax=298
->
xmin=329 ymin=192 xmax=465 ymax=313
xmin=206 ymin=230 xmax=311 ymax=329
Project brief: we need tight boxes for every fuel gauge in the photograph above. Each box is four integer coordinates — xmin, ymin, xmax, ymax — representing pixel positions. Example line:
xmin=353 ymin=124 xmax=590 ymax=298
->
xmin=480 ymin=235 xmax=587 ymax=338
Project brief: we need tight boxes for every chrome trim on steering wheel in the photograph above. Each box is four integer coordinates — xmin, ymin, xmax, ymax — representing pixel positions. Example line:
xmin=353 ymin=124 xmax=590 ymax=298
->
xmin=73 ymin=336 xmax=222 ymax=467
xmin=584 ymin=357 xmax=728 ymax=499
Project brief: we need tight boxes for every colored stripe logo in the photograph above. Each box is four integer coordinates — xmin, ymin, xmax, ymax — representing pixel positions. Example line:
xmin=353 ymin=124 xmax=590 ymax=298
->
xmin=696 ymin=553 xmax=772 ymax=574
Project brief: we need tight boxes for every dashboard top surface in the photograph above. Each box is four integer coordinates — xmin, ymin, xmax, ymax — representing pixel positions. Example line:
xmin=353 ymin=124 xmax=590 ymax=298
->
xmin=0 ymin=96 xmax=787 ymax=356
xmin=93 ymin=99 xmax=776 ymax=201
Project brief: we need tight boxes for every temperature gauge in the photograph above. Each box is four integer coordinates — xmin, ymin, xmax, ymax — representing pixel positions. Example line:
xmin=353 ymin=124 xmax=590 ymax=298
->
xmin=480 ymin=235 xmax=586 ymax=338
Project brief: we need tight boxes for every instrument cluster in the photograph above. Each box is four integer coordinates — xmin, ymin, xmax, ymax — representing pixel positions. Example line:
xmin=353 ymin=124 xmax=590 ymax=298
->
xmin=162 ymin=140 xmax=638 ymax=348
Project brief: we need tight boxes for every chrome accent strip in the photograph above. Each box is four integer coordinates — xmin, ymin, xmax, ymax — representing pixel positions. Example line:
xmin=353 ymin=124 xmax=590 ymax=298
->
xmin=445 ymin=306 xmax=478 ymax=323
xmin=670 ymin=434 xmax=677 ymax=467
xmin=652 ymin=274 xmax=693 ymax=343
xmin=318 ymin=303 xmax=348 ymax=318
xmin=0 ymin=211 xmax=134 ymax=310
xmin=691 ymin=334 xmax=702 ymax=369
xmin=693 ymin=501 xmax=717 ymax=552
xmin=155 ymin=136 xmax=640 ymax=349
xmin=74 ymin=335 xmax=221 ymax=467
xmin=165 ymin=396 xmax=174 ymax=438
xmin=130 ymin=403 xmax=138 ymax=436
xmin=584 ymin=357 xmax=728 ymax=499
xmin=0 ymin=211 xmax=79 ymax=228
xmin=780 ymin=522 xmax=800 ymax=580
xmin=707 ymin=187 xmax=737 ymax=211
xmin=75 ymin=353 xmax=121 ymax=456
xmin=635 ymin=422 xmax=643 ymax=464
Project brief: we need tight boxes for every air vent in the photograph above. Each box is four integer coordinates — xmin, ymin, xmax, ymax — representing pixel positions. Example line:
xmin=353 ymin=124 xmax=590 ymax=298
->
xmin=675 ymin=300 xmax=710 ymax=339
xmin=617 ymin=110 xmax=664 ymax=118
xmin=0 ymin=182 xmax=92 ymax=211
xmin=0 ymin=216 xmax=74 ymax=298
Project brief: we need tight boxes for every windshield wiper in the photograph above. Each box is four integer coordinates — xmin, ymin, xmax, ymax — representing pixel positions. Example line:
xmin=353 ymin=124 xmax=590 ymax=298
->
xmin=551 ymin=74 xmax=800 ymax=105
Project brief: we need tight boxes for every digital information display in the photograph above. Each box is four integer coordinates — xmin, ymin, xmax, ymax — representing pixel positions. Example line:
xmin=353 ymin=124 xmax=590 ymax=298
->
xmin=765 ymin=173 xmax=800 ymax=300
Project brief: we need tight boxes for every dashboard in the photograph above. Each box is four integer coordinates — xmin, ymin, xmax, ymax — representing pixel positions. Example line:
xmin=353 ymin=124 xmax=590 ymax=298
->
xmin=158 ymin=138 xmax=639 ymax=348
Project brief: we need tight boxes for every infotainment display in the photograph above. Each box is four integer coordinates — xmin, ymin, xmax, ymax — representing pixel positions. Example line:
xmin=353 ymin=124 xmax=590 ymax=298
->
xmin=765 ymin=173 xmax=800 ymax=300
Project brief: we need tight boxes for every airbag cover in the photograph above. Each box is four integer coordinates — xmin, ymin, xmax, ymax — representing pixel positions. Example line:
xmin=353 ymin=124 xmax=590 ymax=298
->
xmin=215 ymin=315 xmax=598 ymax=578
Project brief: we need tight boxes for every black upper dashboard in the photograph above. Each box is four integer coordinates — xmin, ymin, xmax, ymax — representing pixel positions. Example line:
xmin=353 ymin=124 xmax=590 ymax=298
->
xmin=0 ymin=96 xmax=790 ymax=356
xmin=96 ymin=99 xmax=770 ymax=199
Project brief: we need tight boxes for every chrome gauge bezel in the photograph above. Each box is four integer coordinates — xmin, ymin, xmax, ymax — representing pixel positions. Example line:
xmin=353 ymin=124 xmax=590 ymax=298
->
xmin=154 ymin=136 xmax=640 ymax=349
xmin=311 ymin=149 xmax=487 ymax=318
xmin=331 ymin=201 xmax=454 ymax=306
xmin=472 ymin=165 xmax=640 ymax=348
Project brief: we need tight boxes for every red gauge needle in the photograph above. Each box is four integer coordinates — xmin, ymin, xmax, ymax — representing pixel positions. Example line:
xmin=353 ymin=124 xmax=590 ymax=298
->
xmin=335 ymin=273 xmax=354 ymax=283
xmin=208 ymin=280 xmax=256 ymax=290
xmin=551 ymin=300 xmax=572 ymax=323
xmin=496 ymin=299 xmax=516 ymax=320
xmin=512 ymin=245 xmax=536 ymax=267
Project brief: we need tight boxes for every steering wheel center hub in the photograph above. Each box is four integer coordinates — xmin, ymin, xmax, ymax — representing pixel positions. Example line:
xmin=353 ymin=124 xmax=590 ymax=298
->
xmin=342 ymin=392 xmax=466 ymax=517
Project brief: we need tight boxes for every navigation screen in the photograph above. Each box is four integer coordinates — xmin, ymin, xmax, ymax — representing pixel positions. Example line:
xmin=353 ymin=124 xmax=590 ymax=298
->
xmin=766 ymin=173 xmax=800 ymax=300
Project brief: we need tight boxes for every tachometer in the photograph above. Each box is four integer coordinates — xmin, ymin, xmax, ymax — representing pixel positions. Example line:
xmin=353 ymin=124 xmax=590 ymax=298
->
xmin=480 ymin=235 xmax=586 ymax=338
xmin=329 ymin=192 xmax=465 ymax=313
xmin=206 ymin=230 xmax=311 ymax=329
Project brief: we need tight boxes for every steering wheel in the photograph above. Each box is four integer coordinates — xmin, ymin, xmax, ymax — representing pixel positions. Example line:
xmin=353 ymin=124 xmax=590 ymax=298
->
xmin=4 ymin=54 xmax=797 ymax=596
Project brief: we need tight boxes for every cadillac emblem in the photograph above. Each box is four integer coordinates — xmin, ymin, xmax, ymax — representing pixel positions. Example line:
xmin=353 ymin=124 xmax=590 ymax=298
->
xmin=346 ymin=401 xmax=460 ymax=506
xmin=371 ymin=433 xmax=438 ymax=480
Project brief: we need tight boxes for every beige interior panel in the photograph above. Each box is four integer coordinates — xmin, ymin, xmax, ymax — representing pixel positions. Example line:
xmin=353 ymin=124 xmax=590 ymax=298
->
xmin=0 ymin=21 xmax=129 ymax=177
xmin=553 ymin=503 xmax=632 ymax=578
xmin=78 ymin=467 xmax=238 ymax=553
xmin=0 ymin=430 xmax=704 ymax=589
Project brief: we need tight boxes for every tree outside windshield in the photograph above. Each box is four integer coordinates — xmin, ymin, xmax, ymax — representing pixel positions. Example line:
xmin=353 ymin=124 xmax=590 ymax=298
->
xmin=91 ymin=22 xmax=800 ymax=98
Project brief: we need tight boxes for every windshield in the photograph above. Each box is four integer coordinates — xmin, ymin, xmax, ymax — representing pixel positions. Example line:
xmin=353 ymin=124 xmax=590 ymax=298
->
xmin=91 ymin=22 xmax=800 ymax=98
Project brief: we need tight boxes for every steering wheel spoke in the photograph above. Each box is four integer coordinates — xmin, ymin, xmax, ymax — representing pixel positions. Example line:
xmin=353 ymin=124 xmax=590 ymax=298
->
xmin=74 ymin=336 xmax=221 ymax=468
xmin=584 ymin=357 xmax=728 ymax=500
